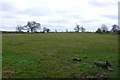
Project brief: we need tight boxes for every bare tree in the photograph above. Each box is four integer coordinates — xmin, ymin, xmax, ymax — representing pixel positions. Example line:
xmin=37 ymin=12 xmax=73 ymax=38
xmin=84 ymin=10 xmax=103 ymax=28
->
xmin=66 ymin=29 xmax=68 ymax=32
xmin=55 ymin=29 xmax=57 ymax=33
xmin=43 ymin=27 xmax=50 ymax=33
xmin=80 ymin=26 xmax=86 ymax=32
xmin=74 ymin=24 xmax=80 ymax=32
xmin=111 ymin=24 xmax=120 ymax=32
xmin=74 ymin=24 xmax=86 ymax=32
xmin=100 ymin=24 xmax=108 ymax=33
xmin=25 ymin=21 xmax=41 ymax=33
xmin=16 ymin=25 xmax=23 ymax=32
xmin=96 ymin=28 xmax=102 ymax=34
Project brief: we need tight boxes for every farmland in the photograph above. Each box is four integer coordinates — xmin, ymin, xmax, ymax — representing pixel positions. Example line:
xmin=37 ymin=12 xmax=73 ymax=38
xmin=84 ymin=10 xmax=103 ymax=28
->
xmin=2 ymin=33 xmax=118 ymax=78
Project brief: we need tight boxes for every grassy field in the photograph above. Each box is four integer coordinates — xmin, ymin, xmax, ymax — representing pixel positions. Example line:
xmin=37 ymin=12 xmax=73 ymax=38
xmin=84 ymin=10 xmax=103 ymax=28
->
xmin=2 ymin=33 xmax=118 ymax=78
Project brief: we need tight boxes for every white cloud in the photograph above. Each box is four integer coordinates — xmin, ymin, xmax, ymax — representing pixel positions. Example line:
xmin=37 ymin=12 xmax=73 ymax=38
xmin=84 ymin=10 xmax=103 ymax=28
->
xmin=0 ymin=0 xmax=119 ymax=32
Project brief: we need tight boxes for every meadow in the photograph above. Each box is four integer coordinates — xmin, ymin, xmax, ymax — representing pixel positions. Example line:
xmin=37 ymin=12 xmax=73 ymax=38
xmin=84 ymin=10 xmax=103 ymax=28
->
xmin=2 ymin=33 xmax=118 ymax=78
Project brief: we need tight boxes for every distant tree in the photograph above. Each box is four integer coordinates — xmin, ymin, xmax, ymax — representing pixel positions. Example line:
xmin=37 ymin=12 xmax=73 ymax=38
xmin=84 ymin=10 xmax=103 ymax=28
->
xmin=55 ymin=29 xmax=57 ymax=33
xmin=96 ymin=28 xmax=102 ymax=34
xmin=74 ymin=24 xmax=80 ymax=32
xmin=25 ymin=21 xmax=41 ymax=33
xmin=66 ymin=29 xmax=68 ymax=32
xmin=27 ymin=30 xmax=29 ymax=33
xmin=16 ymin=25 xmax=23 ymax=32
xmin=74 ymin=24 xmax=86 ymax=32
xmin=43 ymin=27 xmax=50 ymax=33
xmin=80 ymin=26 xmax=86 ymax=32
xmin=100 ymin=24 xmax=108 ymax=33
xmin=111 ymin=24 xmax=120 ymax=32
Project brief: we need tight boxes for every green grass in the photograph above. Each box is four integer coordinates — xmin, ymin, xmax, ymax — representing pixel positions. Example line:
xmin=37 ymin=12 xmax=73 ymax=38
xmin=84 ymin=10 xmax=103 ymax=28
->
xmin=2 ymin=33 xmax=118 ymax=78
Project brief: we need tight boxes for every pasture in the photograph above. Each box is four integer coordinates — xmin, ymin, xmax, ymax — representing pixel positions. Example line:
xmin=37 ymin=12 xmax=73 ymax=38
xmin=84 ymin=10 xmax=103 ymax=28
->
xmin=2 ymin=33 xmax=118 ymax=78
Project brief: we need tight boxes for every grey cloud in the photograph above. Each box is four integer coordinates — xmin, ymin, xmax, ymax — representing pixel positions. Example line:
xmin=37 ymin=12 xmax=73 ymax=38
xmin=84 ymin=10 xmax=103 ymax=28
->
xmin=19 ymin=7 xmax=53 ymax=16
xmin=80 ymin=19 xmax=100 ymax=23
xmin=0 ymin=0 xmax=118 ymax=32
xmin=48 ymin=19 xmax=67 ymax=24
xmin=46 ymin=15 xmax=81 ymax=24
xmin=1 ymin=13 xmax=16 ymax=18
xmin=89 ymin=1 xmax=113 ymax=7
xmin=102 ymin=15 xmax=118 ymax=20
xmin=80 ymin=20 xmax=94 ymax=23
xmin=2 ymin=25 xmax=16 ymax=31
xmin=0 ymin=1 xmax=16 ymax=12
xmin=64 ymin=15 xmax=83 ymax=20
xmin=0 ymin=1 xmax=20 ymax=20
xmin=0 ymin=2 xmax=53 ymax=19
xmin=45 ymin=14 xmax=94 ymax=26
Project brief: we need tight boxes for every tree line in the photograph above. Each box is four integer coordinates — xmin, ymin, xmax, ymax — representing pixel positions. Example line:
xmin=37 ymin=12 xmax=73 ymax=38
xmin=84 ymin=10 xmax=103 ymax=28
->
xmin=16 ymin=21 xmax=120 ymax=34
xmin=96 ymin=24 xmax=120 ymax=34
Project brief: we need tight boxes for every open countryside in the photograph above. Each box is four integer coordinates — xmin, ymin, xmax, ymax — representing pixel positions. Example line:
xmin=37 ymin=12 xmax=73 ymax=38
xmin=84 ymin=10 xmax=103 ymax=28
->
xmin=2 ymin=33 xmax=118 ymax=78
xmin=1 ymin=0 xmax=119 ymax=79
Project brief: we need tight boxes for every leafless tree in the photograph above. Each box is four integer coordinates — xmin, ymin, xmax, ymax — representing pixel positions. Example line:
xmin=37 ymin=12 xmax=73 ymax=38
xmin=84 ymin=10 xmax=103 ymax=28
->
xmin=66 ymin=29 xmax=68 ymax=32
xmin=43 ymin=27 xmax=50 ymax=33
xmin=111 ymin=24 xmax=120 ymax=32
xmin=100 ymin=24 xmax=108 ymax=32
xmin=74 ymin=24 xmax=86 ymax=32
xmin=80 ymin=26 xmax=86 ymax=32
xmin=16 ymin=25 xmax=24 ymax=32
xmin=25 ymin=21 xmax=41 ymax=33
xmin=74 ymin=24 xmax=80 ymax=32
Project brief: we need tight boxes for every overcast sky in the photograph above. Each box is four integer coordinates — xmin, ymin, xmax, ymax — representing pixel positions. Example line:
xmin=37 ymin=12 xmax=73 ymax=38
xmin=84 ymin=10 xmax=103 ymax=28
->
xmin=0 ymin=0 xmax=119 ymax=32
